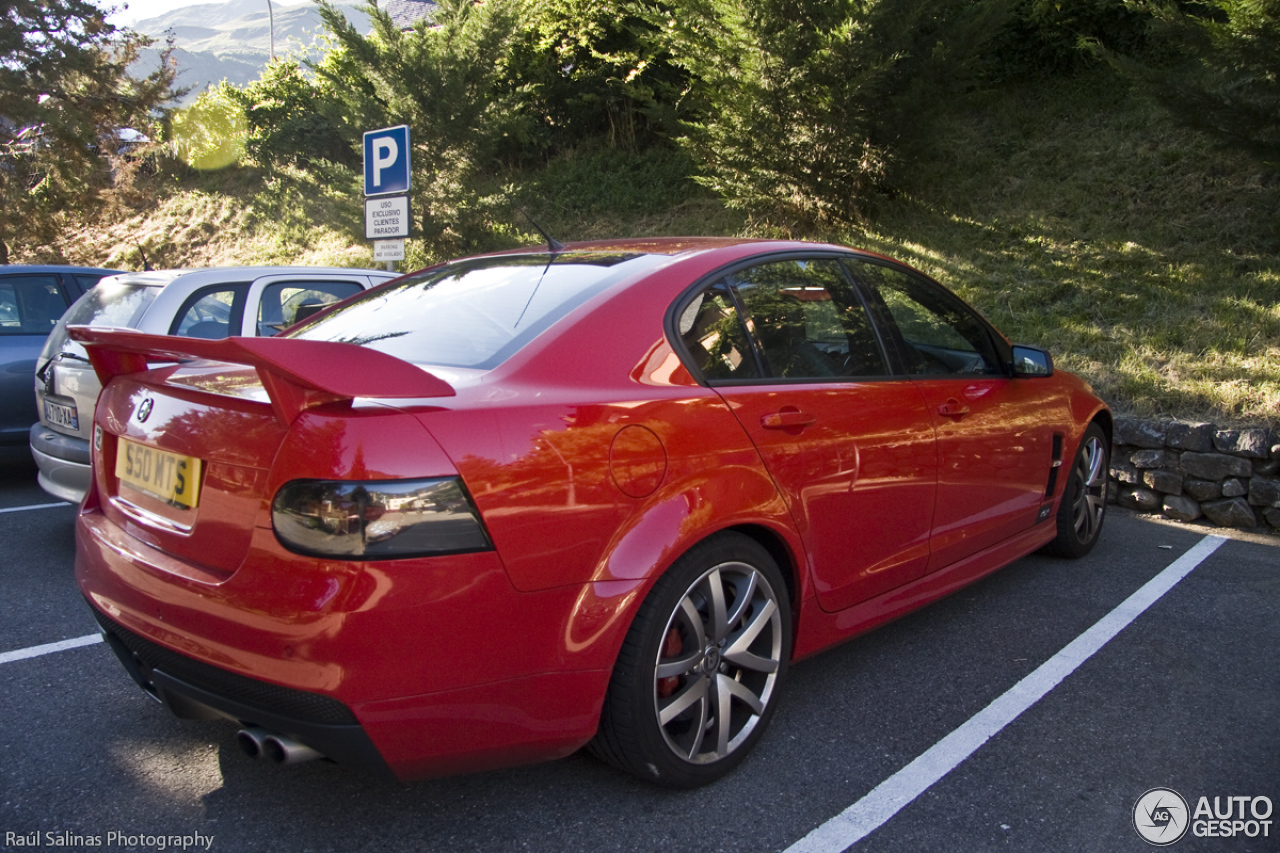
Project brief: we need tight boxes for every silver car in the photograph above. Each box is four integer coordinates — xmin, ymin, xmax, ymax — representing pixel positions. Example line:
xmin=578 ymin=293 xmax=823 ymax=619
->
xmin=31 ymin=267 xmax=397 ymax=503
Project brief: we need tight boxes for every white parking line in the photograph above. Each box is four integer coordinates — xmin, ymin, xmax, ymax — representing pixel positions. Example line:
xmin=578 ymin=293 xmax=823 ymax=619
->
xmin=0 ymin=501 xmax=72 ymax=514
xmin=0 ymin=633 xmax=102 ymax=666
xmin=785 ymin=533 xmax=1229 ymax=853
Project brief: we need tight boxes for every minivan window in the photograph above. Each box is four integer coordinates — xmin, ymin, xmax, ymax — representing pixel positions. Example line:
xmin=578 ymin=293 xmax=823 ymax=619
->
xmin=0 ymin=275 xmax=63 ymax=336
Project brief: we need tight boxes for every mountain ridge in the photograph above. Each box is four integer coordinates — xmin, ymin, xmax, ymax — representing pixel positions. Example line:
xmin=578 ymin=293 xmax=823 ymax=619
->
xmin=130 ymin=1 xmax=370 ymax=102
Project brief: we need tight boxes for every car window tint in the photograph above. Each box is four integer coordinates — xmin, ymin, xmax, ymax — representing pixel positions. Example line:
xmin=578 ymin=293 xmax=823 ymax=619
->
xmin=258 ymin=281 xmax=364 ymax=335
xmin=731 ymin=259 xmax=887 ymax=380
xmin=72 ymin=274 xmax=109 ymax=294
xmin=291 ymin=253 xmax=664 ymax=370
xmin=42 ymin=282 xmax=160 ymax=359
xmin=172 ymin=286 xmax=243 ymax=339
xmin=849 ymin=261 xmax=1001 ymax=375
xmin=0 ymin=275 xmax=66 ymax=336
xmin=677 ymin=280 xmax=762 ymax=381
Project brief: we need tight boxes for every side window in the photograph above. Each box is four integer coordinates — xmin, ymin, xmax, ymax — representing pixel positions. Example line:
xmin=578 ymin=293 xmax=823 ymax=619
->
xmin=850 ymin=261 xmax=1001 ymax=375
xmin=257 ymin=281 xmax=363 ymax=336
xmin=0 ymin=284 xmax=19 ymax=330
xmin=732 ymin=258 xmax=887 ymax=380
xmin=73 ymin=274 xmax=110 ymax=295
xmin=678 ymin=281 xmax=762 ymax=381
xmin=171 ymin=284 xmax=247 ymax=339
xmin=0 ymin=275 xmax=66 ymax=335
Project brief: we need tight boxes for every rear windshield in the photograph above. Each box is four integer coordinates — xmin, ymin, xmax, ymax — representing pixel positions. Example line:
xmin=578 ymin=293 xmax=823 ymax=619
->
xmin=287 ymin=253 xmax=663 ymax=369
xmin=40 ymin=281 xmax=159 ymax=359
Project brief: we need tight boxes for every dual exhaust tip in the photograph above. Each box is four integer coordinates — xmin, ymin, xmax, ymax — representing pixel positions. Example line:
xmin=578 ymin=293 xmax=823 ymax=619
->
xmin=236 ymin=726 xmax=323 ymax=766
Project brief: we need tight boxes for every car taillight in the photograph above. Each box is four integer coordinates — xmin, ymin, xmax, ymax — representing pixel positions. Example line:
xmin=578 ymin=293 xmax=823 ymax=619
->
xmin=271 ymin=478 xmax=493 ymax=559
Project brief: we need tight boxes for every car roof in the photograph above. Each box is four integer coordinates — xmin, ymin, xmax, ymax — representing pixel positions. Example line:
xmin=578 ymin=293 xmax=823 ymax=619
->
xmin=99 ymin=266 xmax=397 ymax=289
xmin=0 ymin=264 xmax=123 ymax=275
xmin=462 ymin=236 xmax=896 ymax=267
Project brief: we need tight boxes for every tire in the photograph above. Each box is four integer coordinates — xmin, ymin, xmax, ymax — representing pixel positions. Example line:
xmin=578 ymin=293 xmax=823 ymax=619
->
xmin=590 ymin=532 xmax=792 ymax=787
xmin=1044 ymin=422 xmax=1109 ymax=558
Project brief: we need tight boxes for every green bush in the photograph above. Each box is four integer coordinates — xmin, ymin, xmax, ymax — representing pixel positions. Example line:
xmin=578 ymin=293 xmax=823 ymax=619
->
xmin=647 ymin=0 xmax=1011 ymax=227
xmin=985 ymin=0 xmax=1151 ymax=79
xmin=314 ymin=0 xmax=531 ymax=258
xmin=503 ymin=0 xmax=686 ymax=156
xmin=169 ymin=84 xmax=247 ymax=170
xmin=231 ymin=59 xmax=354 ymax=168
xmin=1109 ymin=0 xmax=1280 ymax=171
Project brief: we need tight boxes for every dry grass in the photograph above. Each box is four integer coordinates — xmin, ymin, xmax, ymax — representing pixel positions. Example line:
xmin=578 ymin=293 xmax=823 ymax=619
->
xmin=841 ymin=71 xmax=1280 ymax=428
xmin=13 ymin=69 xmax=1278 ymax=427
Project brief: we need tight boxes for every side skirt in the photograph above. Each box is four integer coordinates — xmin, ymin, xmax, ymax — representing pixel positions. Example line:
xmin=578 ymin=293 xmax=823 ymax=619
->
xmin=792 ymin=522 xmax=1057 ymax=661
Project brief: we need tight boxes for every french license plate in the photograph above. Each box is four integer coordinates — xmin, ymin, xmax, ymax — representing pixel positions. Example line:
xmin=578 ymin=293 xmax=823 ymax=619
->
xmin=43 ymin=398 xmax=78 ymax=431
xmin=115 ymin=438 xmax=203 ymax=509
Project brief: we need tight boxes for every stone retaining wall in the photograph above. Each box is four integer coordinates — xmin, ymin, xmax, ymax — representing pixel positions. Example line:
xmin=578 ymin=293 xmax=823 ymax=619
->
xmin=1109 ymin=418 xmax=1280 ymax=531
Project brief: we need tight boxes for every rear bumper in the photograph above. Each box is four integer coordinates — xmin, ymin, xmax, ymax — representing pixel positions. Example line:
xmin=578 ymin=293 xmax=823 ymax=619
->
xmin=76 ymin=507 xmax=619 ymax=781
xmin=30 ymin=422 xmax=90 ymax=503
xmin=89 ymin=603 xmax=394 ymax=778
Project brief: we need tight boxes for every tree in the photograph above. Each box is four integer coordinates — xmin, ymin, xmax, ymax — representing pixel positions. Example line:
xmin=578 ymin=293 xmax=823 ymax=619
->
xmin=646 ymin=0 xmax=1013 ymax=228
xmin=1109 ymin=0 xmax=1280 ymax=170
xmin=314 ymin=0 xmax=529 ymax=257
xmin=506 ymin=0 xmax=686 ymax=154
xmin=0 ymin=0 xmax=177 ymax=263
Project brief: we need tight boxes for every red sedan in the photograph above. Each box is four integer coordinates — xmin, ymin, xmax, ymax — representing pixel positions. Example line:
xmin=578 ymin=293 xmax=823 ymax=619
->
xmin=72 ymin=238 xmax=1110 ymax=787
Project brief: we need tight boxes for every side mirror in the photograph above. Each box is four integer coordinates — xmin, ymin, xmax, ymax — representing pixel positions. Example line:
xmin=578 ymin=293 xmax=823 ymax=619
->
xmin=1011 ymin=344 xmax=1054 ymax=377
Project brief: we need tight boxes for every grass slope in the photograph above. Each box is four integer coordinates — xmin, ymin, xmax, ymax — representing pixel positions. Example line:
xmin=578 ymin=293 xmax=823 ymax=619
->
xmin=849 ymin=72 xmax=1279 ymax=427
xmin=21 ymin=70 xmax=1279 ymax=427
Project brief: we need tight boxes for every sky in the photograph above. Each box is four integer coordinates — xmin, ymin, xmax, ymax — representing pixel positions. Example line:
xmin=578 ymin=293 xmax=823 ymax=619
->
xmin=98 ymin=0 xmax=311 ymax=27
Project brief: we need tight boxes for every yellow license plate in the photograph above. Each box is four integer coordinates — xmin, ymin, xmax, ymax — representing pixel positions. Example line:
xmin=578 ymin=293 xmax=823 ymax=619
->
xmin=115 ymin=438 xmax=203 ymax=509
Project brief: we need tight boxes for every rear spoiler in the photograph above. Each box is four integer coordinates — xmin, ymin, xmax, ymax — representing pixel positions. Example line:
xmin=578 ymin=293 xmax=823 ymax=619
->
xmin=67 ymin=326 xmax=455 ymax=425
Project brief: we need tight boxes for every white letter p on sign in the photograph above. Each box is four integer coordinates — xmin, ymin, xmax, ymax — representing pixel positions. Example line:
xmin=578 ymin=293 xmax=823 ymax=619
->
xmin=372 ymin=138 xmax=398 ymax=188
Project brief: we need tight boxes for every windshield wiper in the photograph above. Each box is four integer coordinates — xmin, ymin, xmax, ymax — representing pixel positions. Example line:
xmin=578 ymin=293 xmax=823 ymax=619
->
xmin=36 ymin=350 xmax=92 ymax=394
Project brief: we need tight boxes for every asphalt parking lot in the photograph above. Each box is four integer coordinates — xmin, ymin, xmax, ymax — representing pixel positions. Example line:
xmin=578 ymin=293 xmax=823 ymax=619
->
xmin=1 ymin=452 xmax=1276 ymax=853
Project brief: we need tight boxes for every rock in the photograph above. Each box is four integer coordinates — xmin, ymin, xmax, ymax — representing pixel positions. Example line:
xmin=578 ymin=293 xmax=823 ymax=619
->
xmin=1264 ymin=507 xmax=1280 ymax=529
xmin=1162 ymin=495 xmax=1202 ymax=522
xmin=1184 ymin=478 xmax=1223 ymax=502
xmin=1222 ymin=478 xmax=1247 ymax=498
xmin=1180 ymin=452 xmax=1253 ymax=480
xmin=1248 ymin=477 xmax=1280 ymax=508
xmin=1214 ymin=428 xmax=1273 ymax=459
xmin=1110 ymin=464 xmax=1141 ymax=485
xmin=1202 ymin=498 xmax=1257 ymax=528
xmin=1131 ymin=449 xmax=1168 ymax=469
xmin=1115 ymin=418 xmax=1168 ymax=449
xmin=1166 ymin=421 xmax=1215 ymax=452
xmin=1144 ymin=469 xmax=1184 ymax=495
xmin=1118 ymin=487 xmax=1161 ymax=512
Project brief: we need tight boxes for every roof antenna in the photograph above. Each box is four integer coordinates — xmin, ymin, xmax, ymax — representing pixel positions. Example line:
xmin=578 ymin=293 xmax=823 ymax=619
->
xmin=519 ymin=208 xmax=564 ymax=255
xmin=474 ymin=169 xmax=567 ymax=254
xmin=137 ymin=244 xmax=153 ymax=271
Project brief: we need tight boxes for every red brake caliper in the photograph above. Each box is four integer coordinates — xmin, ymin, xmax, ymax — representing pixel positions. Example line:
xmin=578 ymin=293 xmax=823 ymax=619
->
xmin=657 ymin=627 xmax=682 ymax=698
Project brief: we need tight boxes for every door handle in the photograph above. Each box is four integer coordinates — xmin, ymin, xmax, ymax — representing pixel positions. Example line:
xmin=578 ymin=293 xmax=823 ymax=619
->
xmin=761 ymin=410 xmax=817 ymax=430
xmin=937 ymin=399 xmax=970 ymax=418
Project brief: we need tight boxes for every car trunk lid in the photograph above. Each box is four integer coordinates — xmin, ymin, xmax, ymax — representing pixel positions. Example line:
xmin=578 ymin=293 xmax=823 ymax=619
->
xmin=71 ymin=327 xmax=457 ymax=576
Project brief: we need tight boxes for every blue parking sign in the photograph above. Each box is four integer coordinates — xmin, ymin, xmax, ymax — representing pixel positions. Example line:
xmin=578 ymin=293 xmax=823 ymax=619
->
xmin=363 ymin=125 xmax=410 ymax=196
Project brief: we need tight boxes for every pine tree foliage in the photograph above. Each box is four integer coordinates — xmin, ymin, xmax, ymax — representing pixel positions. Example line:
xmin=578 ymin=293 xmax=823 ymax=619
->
xmin=508 ymin=0 xmax=685 ymax=153
xmin=644 ymin=0 xmax=1012 ymax=227
xmin=0 ymin=0 xmax=177 ymax=263
xmin=314 ymin=0 xmax=528 ymax=255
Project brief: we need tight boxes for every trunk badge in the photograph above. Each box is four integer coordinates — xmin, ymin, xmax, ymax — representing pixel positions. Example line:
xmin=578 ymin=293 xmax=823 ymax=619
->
xmin=136 ymin=397 xmax=154 ymax=423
